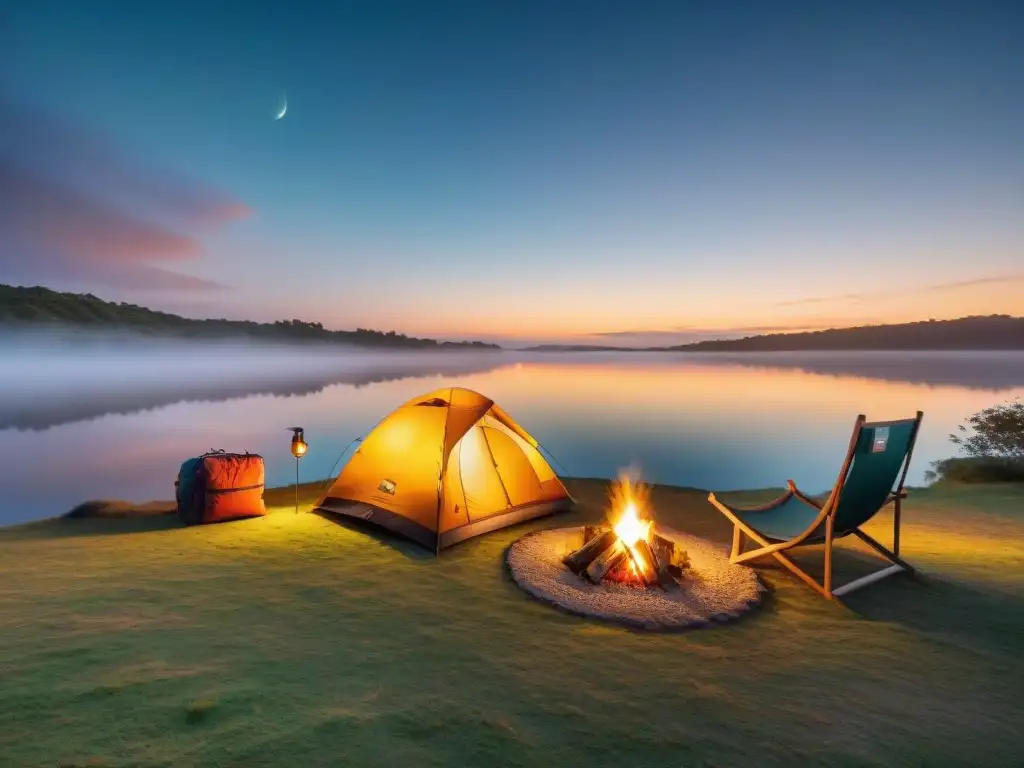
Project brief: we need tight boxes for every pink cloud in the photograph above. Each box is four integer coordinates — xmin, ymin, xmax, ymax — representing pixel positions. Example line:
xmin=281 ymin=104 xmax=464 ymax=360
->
xmin=1 ymin=160 xmax=202 ymax=262
xmin=0 ymin=93 xmax=249 ymax=291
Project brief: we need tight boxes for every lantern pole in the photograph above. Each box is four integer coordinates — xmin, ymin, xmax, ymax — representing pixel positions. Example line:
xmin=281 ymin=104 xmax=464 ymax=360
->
xmin=287 ymin=427 xmax=307 ymax=515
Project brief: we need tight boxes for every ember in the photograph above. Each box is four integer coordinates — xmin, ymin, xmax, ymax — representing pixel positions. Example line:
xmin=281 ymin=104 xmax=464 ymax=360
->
xmin=563 ymin=472 xmax=688 ymax=589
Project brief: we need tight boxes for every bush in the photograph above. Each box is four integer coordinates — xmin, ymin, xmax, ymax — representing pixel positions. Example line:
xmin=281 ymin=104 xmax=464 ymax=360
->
xmin=928 ymin=398 xmax=1024 ymax=483
xmin=926 ymin=456 xmax=1024 ymax=484
xmin=950 ymin=397 xmax=1024 ymax=459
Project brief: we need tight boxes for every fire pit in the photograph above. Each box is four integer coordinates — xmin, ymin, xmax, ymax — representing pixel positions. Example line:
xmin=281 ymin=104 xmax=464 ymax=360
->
xmin=505 ymin=473 xmax=764 ymax=631
xmin=562 ymin=474 xmax=688 ymax=589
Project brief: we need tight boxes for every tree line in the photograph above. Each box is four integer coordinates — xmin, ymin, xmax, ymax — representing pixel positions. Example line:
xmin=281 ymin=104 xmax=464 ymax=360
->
xmin=0 ymin=284 xmax=499 ymax=349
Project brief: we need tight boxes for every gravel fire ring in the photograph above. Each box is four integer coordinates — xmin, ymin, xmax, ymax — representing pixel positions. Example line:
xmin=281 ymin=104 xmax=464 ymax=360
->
xmin=506 ymin=525 xmax=765 ymax=631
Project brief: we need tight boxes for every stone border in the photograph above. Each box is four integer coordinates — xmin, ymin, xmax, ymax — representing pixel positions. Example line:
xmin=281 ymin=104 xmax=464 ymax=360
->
xmin=505 ymin=527 xmax=766 ymax=632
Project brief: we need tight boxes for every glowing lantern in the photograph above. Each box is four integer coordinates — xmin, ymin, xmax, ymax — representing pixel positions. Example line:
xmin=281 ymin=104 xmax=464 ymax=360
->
xmin=289 ymin=427 xmax=308 ymax=457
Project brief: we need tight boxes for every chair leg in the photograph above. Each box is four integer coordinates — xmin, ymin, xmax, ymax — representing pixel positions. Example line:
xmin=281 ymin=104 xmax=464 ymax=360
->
xmin=830 ymin=564 xmax=906 ymax=598
xmin=828 ymin=528 xmax=916 ymax=598
xmin=729 ymin=531 xmax=833 ymax=598
xmin=731 ymin=525 xmax=743 ymax=560
xmin=852 ymin=529 xmax=915 ymax=573
xmin=823 ymin=515 xmax=835 ymax=598
xmin=725 ymin=519 xmax=914 ymax=600
xmin=770 ymin=550 xmax=830 ymax=598
xmin=893 ymin=497 xmax=901 ymax=556
xmin=712 ymin=495 xmax=846 ymax=599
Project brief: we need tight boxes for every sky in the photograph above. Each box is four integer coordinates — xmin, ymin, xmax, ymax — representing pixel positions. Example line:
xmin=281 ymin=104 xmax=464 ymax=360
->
xmin=1 ymin=0 xmax=1023 ymax=348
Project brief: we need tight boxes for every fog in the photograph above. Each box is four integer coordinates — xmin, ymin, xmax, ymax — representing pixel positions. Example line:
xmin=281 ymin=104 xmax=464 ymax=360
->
xmin=0 ymin=329 xmax=514 ymax=430
xmin=2 ymin=336 xmax=1023 ymax=525
xmin=4 ymin=331 xmax=1023 ymax=432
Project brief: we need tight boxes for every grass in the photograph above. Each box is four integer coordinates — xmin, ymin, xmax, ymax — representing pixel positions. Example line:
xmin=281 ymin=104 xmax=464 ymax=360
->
xmin=1 ymin=478 xmax=1023 ymax=767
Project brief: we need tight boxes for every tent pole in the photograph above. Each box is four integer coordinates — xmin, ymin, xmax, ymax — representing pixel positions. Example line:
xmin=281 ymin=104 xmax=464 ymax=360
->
xmin=480 ymin=427 xmax=513 ymax=509
xmin=435 ymin=388 xmax=453 ymax=555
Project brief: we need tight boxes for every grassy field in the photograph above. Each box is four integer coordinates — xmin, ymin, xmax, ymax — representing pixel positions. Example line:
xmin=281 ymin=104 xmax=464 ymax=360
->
xmin=1 ymin=478 xmax=1022 ymax=767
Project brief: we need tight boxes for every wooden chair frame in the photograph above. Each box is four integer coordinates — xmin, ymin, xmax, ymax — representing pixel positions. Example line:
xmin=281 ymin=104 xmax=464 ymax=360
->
xmin=708 ymin=412 xmax=923 ymax=600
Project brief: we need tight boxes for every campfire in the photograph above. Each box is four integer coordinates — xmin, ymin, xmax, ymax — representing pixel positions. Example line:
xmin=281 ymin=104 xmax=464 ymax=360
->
xmin=563 ymin=473 xmax=688 ymax=589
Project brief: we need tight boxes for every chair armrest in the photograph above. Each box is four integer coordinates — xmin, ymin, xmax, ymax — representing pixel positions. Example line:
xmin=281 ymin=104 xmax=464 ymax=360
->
xmin=786 ymin=479 xmax=825 ymax=509
xmin=708 ymin=489 xmax=793 ymax=513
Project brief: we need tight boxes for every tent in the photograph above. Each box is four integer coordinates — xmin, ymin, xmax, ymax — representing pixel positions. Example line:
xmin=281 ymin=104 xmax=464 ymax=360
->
xmin=314 ymin=387 xmax=574 ymax=552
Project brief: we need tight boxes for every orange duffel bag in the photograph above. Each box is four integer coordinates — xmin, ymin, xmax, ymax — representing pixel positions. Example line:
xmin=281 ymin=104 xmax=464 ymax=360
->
xmin=175 ymin=450 xmax=266 ymax=525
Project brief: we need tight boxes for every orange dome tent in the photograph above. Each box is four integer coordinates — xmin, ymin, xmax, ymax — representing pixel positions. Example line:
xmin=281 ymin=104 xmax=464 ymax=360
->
xmin=314 ymin=387 xmax=574 ymax=552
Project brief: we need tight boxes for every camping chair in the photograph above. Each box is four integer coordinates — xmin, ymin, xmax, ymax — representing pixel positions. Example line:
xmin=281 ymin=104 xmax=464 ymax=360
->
xmin=707 ymin=411 xmax=924 ymax=600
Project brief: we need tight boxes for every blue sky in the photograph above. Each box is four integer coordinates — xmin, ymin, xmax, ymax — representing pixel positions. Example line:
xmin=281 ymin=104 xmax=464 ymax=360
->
xmin=1 ymin=0 xmax=1022 ymax=347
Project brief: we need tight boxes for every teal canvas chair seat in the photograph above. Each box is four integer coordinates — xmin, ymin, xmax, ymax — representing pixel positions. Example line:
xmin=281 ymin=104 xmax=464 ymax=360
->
xmin=708 ymin=412 xmax=923 ymax=600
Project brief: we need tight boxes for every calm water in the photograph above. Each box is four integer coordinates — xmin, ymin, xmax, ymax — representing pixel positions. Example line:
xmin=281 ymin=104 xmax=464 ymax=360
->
xmin=2 ymin=341 xmax=1023 ymax=527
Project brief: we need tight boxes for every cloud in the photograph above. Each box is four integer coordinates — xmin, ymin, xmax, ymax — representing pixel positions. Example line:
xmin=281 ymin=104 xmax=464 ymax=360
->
xmin=589 ymin=321 xmax=863 ymax=339
xmin=775 ymin=273 xmax=1024 ymax=308
xmin=773 ymin=293 xmax=863 ymax=308
xmin=593 ymin=325 xmax=828 ymax=338
xmin=590 ymin=326 xmax=698 ymax=338
xmin=0 ymin=93 xmax=248 ymax=292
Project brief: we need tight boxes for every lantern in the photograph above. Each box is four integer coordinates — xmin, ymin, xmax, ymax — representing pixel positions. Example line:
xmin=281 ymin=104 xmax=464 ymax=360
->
xmin=289 ymin=427 xmax=308 ymax=458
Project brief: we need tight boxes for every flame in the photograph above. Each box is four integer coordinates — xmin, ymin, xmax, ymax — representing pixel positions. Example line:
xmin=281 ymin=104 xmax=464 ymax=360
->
xmin=607 ymin=470 xmax=654 ymax=581
xmin=614 ymin=500 xmax=650 ymax=546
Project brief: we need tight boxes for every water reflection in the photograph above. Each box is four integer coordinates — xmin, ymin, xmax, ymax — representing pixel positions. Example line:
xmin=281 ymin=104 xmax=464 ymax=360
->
xmin=630 ymin=350 xmax=1024 ymax=392
xmin=1 ymin=348 xmax=1022 ymax=526
xmin=0 ymin=345 xmax=509 ymax=430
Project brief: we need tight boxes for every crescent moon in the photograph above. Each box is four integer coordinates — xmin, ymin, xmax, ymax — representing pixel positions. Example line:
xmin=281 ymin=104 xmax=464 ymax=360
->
xmin=275 ymin=97 xmax=287 ymax=121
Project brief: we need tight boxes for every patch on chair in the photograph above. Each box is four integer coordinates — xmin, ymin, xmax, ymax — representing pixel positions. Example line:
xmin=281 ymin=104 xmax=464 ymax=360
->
xmin=872 ymin=427 xmax=889 ymax=453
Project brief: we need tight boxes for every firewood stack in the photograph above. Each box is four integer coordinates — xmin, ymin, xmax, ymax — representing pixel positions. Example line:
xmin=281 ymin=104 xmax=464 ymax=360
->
xmin=563 ymin=524 xmax=689 ymax=589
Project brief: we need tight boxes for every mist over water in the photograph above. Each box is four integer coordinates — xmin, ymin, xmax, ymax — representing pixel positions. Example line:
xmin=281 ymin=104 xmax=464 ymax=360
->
xmin=0 ymin=329 xmax=503 ymax=381
xmin=2 ymin=334 xmax=1023 ymax=526
xmin=0 ymin=331 xmax=511 ymax=431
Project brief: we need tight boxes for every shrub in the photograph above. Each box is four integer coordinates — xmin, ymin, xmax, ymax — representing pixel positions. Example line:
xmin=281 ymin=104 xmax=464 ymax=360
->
xmin=928 ymin=398 xmax=1024 ymax=483
xmin=950 ymin=397 xmax=1024 ymax=459
xmin=926 ymin=456 xmax=1024 ymax=484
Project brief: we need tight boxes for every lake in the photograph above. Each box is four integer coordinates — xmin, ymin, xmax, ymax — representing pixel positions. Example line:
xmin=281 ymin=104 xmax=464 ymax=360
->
xmin=1 ymin=341 xmax=1022 ymax=527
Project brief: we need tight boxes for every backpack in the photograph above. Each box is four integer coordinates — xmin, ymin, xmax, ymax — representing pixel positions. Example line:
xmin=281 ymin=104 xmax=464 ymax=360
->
xmin=175 ymin=450 xmax=266 ymax=525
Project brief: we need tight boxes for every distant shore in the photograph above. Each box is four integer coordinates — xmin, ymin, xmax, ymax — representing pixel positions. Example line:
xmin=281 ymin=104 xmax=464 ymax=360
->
xmin=0 ymin=283 xmax=500 ymax=350
xmin=521 ymin=315 xmax=1024 ymax=353
xmin=6 ymin=284 xmax=1024 ymax=354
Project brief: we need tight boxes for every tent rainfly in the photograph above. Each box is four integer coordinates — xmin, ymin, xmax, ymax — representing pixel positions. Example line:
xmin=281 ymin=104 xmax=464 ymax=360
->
xmin=314 ymin=387 xmax=574 ymax=552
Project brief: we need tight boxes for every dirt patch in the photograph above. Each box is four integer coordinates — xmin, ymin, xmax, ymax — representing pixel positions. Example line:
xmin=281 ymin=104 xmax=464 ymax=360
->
xmin=63 ymin=500 xmax=175 ymax=519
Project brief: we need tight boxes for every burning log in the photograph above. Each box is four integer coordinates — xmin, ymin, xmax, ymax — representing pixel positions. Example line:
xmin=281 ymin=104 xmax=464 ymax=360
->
xmin=605 ymin=556 xmax=634 ymax=583
xmin=585 ymin=538 xmax=630 ymax=584
xmin=571 ymin=527 xmax=688 ymax=589
xmin=651 ymin=531 xmax=675 ymax=568
xmin=628 ymin=537 xmax=660 ymax=587
xmin=563 ymin=528 xmax=618 ymax=575
xmin=653 ymin=531 xmax=689 ymax=570
xmin=651 ymin=532 xmax=684 ymax=589
xmin=563 ymin=470 xmax=689 ymax=590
